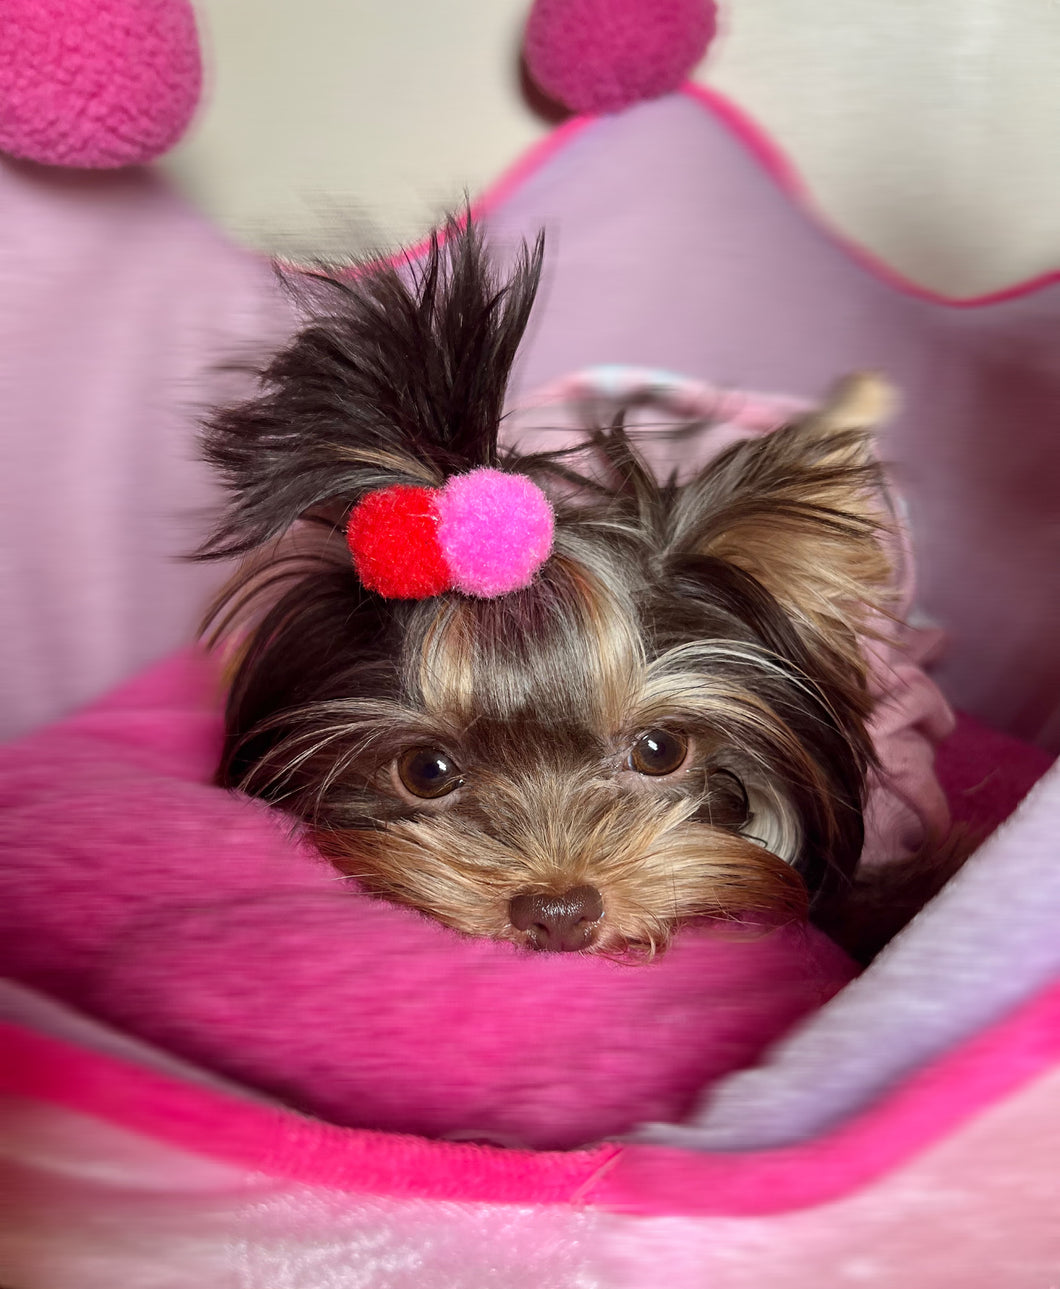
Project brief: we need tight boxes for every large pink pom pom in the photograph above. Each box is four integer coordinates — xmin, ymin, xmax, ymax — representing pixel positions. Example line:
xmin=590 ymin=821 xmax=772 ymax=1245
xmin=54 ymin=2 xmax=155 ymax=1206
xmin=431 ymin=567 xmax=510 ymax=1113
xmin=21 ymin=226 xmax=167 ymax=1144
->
xmin=435 ymin=469 xmax=554 ymax=598
xmin=524 ymin=0 xmax=715 ymax=116
xmin=0 ymin=0 xmax=201 ymax=168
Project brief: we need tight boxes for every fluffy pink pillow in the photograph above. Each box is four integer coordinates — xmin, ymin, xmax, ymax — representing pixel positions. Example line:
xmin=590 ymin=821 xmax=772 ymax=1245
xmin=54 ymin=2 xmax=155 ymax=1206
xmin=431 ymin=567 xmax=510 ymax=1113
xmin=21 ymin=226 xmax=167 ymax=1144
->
xmin=0 ymin=650 xmax=856 ymax=1149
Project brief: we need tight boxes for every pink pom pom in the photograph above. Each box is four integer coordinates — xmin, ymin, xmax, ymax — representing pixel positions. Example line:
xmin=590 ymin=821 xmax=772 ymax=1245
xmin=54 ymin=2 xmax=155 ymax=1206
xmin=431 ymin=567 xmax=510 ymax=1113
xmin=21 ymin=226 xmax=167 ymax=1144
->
xmin=524 ymin=0 xmax=715 ymax=115
xmin=0 ymin=0 xmax=202 ymax=168
xmin=435 ymin=469 xmax=554 ymax=598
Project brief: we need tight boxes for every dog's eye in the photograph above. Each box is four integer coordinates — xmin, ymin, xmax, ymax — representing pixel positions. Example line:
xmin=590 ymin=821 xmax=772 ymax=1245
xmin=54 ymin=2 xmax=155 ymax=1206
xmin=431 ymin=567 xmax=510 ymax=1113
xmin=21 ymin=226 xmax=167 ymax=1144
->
xmin=629 ymin=729 xmax=688 ymax=776
xmin=396 ymin=748 xmax=463 ymax=799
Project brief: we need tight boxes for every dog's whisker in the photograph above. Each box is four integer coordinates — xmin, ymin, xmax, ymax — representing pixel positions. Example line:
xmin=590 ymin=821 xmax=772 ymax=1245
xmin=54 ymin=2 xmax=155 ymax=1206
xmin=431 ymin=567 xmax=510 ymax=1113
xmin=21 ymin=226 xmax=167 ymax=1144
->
xmin=192 ymin=219 xmax=922 ymax=962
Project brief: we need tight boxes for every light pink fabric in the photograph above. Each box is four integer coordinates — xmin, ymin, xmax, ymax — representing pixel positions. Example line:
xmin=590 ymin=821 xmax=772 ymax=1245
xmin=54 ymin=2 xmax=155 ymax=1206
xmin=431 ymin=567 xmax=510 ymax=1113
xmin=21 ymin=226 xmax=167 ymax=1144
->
xmin=0 ymin=158 xmax=289 ymax=744
xmin=0 ymin=0 xmax=201 ymax=167
xmin=2 ymin=980 xmax=1059 ymax=1288
xmin=0 ymin=649 xmax=857 ymax=1152
xmin=862 ymin=630 xmax=957 ymax=865
xmin=3 ymin=92 xmax=1059 ymax=750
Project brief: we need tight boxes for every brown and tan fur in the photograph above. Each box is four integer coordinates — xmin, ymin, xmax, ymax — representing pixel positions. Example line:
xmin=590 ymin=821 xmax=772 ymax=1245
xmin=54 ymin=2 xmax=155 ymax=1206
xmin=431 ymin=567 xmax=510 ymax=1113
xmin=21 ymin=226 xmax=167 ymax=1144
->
xmin=197 ymin=222 xmax=946 ymax=960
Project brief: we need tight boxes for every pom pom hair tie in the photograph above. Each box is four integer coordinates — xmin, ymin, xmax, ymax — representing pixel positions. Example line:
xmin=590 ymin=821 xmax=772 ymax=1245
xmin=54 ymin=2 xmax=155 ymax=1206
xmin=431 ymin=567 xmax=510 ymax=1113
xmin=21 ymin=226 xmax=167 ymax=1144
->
xmin=346 ymin=468 xmax=555 ymax=600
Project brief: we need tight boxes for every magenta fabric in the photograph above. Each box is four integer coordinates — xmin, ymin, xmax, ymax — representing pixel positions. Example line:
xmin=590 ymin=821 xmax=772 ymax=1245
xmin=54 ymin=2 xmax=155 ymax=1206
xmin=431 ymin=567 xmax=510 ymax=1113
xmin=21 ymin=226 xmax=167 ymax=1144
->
xmin=0 ymin=649 xmax=857 ymax=1151
xmin=2 ymin=975 xmax=1059 ymax=1215
xmin=0 ymin=0 xmax=201 ymax=167
xmin=937 ymin=710 xmax=1055 ymax=837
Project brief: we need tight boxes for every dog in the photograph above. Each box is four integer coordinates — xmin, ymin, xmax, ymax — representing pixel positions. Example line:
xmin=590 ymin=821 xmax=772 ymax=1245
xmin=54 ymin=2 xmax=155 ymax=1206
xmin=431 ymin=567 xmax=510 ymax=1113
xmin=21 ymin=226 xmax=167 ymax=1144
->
xmin=196 ymin=221 xmax=939 ymax=960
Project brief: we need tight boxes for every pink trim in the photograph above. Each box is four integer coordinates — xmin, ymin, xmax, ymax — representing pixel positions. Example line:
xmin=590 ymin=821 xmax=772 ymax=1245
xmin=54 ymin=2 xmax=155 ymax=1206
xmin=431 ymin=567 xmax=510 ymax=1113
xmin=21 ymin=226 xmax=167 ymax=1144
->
xmin=311 ymin=84 xmax=1058 ymax=309
xmin=591 ymin=978 xmax=1060 ymax=1216
xmin=301 ymin=114 xmax=598 ymax=282
xmin=3 ymin=978 xmax=1060 ymax=1215
xmin=677 ymin=82 xmax=1060 ymax=308
xmin=679 ymin=82 xmax=808 ymax=202
xmin=0 ymin=1022 xmax=617 ymax=1204
xmin=462 ymin=112 xmax=598 ymax=228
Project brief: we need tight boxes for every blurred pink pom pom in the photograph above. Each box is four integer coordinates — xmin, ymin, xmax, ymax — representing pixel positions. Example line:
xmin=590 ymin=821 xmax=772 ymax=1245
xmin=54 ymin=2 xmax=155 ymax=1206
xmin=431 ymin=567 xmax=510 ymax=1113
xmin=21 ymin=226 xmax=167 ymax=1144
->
xmin=435 ymin=468 xmax=555 ymax=598
xmin=0 ymin=0 xmax=202 ymax=168
xmin=524 ymin=0 xmax=715 ymax=115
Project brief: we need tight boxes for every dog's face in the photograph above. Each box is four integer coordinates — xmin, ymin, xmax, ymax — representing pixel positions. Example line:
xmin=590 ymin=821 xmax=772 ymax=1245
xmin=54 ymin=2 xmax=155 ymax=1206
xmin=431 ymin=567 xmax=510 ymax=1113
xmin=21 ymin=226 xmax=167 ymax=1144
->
xmin=199 ymin=224 xmax=895 ymax=954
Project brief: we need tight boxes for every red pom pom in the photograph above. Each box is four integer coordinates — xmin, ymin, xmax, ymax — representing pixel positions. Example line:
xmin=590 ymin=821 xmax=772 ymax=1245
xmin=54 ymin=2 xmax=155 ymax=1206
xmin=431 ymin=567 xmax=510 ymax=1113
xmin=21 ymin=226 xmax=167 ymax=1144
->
xmin=524 ymin=0 xmax=715 ymax=115
xmin=346 ymin=486 xmax=452 ymax=600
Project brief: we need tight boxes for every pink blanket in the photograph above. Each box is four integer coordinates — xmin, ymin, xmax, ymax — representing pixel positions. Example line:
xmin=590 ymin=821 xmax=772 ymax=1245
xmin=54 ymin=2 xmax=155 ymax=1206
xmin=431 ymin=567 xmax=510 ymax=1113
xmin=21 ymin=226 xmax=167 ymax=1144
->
xmin=0 ymin=649 xmax=857 ymax=1150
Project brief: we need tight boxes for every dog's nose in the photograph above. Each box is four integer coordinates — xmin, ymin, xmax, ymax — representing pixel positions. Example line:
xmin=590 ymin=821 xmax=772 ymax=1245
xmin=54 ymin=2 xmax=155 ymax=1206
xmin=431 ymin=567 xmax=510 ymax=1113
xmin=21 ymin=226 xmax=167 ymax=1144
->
xmin=508 ymin=885 xmax=604 ymax=952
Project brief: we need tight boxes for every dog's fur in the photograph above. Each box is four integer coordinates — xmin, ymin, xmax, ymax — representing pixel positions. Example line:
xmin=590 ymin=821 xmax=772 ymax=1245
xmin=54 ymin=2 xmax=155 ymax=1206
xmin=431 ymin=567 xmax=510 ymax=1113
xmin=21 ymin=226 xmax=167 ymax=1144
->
xmin=197 ymin=223 xmax=926 ymax=959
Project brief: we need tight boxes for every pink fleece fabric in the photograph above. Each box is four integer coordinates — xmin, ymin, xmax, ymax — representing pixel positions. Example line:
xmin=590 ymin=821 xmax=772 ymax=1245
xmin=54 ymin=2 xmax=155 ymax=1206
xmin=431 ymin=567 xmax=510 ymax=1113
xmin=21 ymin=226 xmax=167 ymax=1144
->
xmin=0 ymin=649 xmax=858 ymax=1151
xmin=524 ymin=0 xmax=716 ymax=114
xmin=0 ymin=0 xmax=201 ymax=168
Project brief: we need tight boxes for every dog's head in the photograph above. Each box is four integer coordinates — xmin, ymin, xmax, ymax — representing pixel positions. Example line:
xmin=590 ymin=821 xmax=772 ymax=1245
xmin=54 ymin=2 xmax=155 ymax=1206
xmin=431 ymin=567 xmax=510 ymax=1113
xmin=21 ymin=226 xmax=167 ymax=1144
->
xmin=198 ymin=224 xmax=897 ymax=954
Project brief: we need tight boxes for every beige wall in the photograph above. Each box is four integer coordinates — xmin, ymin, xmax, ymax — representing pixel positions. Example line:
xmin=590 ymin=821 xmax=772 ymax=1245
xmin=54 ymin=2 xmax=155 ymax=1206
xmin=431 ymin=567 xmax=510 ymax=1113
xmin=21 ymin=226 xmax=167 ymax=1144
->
xmin=163 ymin=0 xmax=1060 ymax=295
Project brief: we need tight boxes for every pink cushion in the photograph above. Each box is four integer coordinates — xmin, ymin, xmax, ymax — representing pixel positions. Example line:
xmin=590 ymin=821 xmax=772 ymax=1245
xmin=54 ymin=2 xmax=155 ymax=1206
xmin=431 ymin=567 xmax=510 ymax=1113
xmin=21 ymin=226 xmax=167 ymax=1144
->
xmin=2 ymin=648 xmax=1050 ymax=1150
xmin=0 ymin=649 xmax=856 ymax=1150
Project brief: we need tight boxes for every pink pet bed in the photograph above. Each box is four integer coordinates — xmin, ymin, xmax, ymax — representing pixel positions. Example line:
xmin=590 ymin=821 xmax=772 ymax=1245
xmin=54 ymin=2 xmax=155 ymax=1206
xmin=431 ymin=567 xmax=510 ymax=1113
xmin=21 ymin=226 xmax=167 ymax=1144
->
xmin=1 ymin=3 xmax=1059 ymax=1286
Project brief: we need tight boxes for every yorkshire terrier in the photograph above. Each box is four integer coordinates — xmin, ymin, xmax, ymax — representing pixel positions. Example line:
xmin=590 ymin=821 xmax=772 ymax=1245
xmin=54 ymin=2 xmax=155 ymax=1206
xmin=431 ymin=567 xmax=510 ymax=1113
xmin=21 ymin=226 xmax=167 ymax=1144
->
xmin=197 ymin=221 xmax=939 ymax=960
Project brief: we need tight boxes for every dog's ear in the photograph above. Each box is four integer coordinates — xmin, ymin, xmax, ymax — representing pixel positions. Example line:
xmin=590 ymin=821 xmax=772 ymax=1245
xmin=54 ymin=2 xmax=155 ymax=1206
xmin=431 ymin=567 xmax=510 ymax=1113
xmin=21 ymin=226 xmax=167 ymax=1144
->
xmin=667 ymin=373 xmax=898 ymax=665
xmin=196 ymin=221 xmax=544 ymax=561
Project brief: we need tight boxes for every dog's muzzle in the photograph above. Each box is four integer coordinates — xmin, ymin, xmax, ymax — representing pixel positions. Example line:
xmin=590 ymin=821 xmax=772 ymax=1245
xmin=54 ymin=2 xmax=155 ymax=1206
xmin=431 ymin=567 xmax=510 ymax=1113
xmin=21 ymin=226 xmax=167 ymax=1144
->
xmin=508 ymin=885 xmax=604 ymax=952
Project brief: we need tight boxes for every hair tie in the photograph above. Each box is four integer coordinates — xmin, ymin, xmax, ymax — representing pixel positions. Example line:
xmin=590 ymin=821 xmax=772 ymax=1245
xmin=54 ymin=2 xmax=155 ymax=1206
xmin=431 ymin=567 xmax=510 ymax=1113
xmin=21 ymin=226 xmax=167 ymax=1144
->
xmin=346 ymin=467 xmax=555 ymax=600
